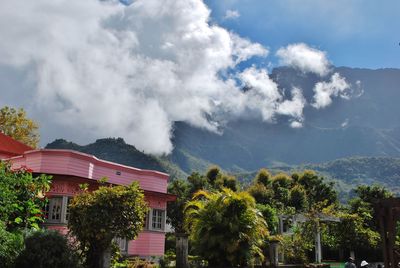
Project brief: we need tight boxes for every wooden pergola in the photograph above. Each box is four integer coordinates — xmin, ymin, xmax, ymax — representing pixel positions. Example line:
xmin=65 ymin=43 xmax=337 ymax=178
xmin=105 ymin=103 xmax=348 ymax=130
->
xmin=375 ymin=198 xmax=400 ymax=268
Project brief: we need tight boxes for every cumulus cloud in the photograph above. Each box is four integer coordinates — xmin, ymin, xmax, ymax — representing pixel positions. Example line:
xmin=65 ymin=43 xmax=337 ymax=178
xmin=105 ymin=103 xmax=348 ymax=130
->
xmin=312 ymin=73 xmax=351 ymax=109
xmin=224 ymin=9 xmax=240 ymax=20
xmin=239 ymin=67 xmax=282 ymax=121
xmin=276 ymin=43 xmax=331 ymax=76
xmin=277 ymin=87 xmax=306 ymax=119
xmin=0 ymin=0 xmax=295 ymax=154
xmin=0 ymin=0 xmax=349 ymax=154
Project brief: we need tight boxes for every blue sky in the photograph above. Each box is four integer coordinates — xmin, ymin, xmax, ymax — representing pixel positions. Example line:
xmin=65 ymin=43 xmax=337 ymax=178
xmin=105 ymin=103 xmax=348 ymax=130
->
xmin=205 ymin=0 xmax=400 ymax=69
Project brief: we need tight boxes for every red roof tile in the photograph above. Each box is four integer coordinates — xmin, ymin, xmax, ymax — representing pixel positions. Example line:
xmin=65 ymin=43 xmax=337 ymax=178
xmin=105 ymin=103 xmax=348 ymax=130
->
xmin=0 ymin=132 xmax=33 ymax=156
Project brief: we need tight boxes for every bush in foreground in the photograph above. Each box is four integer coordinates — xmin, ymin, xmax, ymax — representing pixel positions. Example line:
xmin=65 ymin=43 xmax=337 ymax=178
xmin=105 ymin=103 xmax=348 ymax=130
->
xmin=14 ymin=229 xmax=81 ymax=268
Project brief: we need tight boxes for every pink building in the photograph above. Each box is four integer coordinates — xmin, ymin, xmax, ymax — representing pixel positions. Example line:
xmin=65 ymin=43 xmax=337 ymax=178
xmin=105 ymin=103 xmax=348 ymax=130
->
xmin=0 ymin=133 xmax=175 ymax=257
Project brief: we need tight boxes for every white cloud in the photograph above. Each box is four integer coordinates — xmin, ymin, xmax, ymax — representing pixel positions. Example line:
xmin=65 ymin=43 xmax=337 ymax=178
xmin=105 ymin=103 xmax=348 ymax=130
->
xmin=223 ymin=9 xmax=240 ymax=20
xmin=0 ymin=0 xmax=346 ymax=155
xmin=290 ymin=121 xmax=303 ymax=128
xmin=276 ymin=43 xmax=331 ymax=76
xmin=231 ymin=34 xmax=268 ymax=64
xmin=312 ymin=73 xmax=350 ymax=109
xmin=239 ymin=67 xmax=282 ymax=121
xmin=277 ymin=87 xmax=306 ymax=120
xmin=0 ymin=0 xmax=292 ymax=154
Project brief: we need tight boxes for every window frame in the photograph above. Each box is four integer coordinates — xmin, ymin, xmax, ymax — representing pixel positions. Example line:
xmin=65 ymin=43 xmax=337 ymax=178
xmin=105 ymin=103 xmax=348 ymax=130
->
xmin=44 ymin=196 xmax=72 ymax=224
xmin=149 ymin=208 xmax=165 ymax=232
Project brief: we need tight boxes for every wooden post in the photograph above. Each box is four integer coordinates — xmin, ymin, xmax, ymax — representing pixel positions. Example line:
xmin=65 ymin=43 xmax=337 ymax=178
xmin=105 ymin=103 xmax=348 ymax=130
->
xmin=176 ymin=233 xmax=189 ymax=268
xmin=375 ymin=198 xmax=400 ymax=268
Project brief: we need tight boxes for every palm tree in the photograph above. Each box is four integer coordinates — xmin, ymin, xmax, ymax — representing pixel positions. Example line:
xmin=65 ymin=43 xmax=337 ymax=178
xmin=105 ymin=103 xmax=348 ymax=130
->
xmin=185 ymin=188 xmax=268 ymax=267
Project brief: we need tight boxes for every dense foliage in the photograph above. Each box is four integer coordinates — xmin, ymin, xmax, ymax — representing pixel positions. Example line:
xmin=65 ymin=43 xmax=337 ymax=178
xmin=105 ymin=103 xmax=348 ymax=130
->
xmin=0 ymin=162 xmax=52 ymax=267
xmin=68 ymin=181 xmax=148 ymax=268
xmin=0 ymin=106 xmax=40 ymax=148
xmin=185 ymin=188 xmax=268 ymax=266
xmin=14 ymin=230 xmax=81 ymax=268
xmin=0 ymin=222 xmax=24 ymax=268
xmin=0 ymin=162 xmax=51 ymax=231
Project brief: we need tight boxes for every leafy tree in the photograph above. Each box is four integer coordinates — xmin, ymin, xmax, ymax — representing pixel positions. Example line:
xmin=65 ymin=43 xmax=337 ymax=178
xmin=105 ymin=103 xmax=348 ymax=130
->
xmin=187 ymin=172 xmax=209 ymax=193
xmin=248 ymin=183 xmax=274 ymax=205
xmin=205 ymin=166 xmax=221 ymax=186
xmin=281 ymin=226 xmax=313 ymax=264
xmin=328 ymin=212 xmax=381 ymax=253
xmin=185 ymin=188 xmax=268 ymax=267
xmin=255 ymin=168 xmax=272 ymax=186
xmin=0 ymin=162 xmax=51 ymax=231
xmin=215 ymin=174 xmax=239 ymax=191
xmin=256 ymin=203 xmax=278 ymax=234
xmin=271 ymin=173 xmax=292 ymax=208
xmin=0 ymin=106 xmax=40 ymax=148
xmin=297 ymin=170 xmax=337 ymax=209
xmin=350 ymin=185 xmax=393 ymax=231
xmin=68 ymin=182 xmax=148 ymax=268
xmin=14 ymin=229 xmax=81 ymax=268
xmin=289 ymin=185 xmax=308 ymax=212
xmin=167 ymin=179 xmax=191 ymax=233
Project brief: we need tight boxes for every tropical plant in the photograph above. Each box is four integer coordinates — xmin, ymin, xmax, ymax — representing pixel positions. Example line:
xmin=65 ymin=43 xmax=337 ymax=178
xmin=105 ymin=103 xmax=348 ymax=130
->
xmin=167 ymin=179 xmax=191 ymax=233
xmin=184 ymin=188 xmax=268 ymax=267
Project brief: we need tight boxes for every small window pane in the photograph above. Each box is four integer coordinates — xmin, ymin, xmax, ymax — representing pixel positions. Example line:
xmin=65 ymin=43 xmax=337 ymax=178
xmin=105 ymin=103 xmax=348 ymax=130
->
xmin=152 ymin=209 xmax=164 ymax=230
xmin=65 ymin=197 xmax=72 ymax=222
xmin=51 ymin=198 xmax=62 ymax=220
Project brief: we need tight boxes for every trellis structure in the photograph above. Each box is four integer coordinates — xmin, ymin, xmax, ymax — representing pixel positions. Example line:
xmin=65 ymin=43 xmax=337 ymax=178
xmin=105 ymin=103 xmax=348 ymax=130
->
xmin=375 ymin=198 xmax=400 ymax=268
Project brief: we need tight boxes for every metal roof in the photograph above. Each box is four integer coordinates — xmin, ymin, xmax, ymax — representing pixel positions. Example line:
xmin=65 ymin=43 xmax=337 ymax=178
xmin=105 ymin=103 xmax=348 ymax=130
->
xmin=0 ymin=132 xmax=33 ymax=156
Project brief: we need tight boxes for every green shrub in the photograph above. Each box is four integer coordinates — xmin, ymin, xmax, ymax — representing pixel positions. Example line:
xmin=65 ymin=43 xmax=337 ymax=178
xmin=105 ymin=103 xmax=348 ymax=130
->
xmin=14 ymin=229 xmax=81 ymax=268
xmin=0 ymin=222 xmax=23 ymax=268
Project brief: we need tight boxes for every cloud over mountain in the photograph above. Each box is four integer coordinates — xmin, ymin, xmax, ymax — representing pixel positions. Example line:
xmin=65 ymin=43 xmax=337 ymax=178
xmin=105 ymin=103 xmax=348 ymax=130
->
xmin=276 ymin=43 xmax=331 ymax=76
xmin=0 ymin=0 xmax=354 ymax=154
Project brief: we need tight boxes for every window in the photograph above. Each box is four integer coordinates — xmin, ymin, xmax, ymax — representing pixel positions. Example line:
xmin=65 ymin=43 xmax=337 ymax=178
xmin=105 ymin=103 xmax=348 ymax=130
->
xmin=113 ymin=237 xmax=128 ymax=253
xmin=151 ymin=209 xmax=164 ymax=230
xmin=45 ymin=197 xmax=63 ymax=223
xmin=44 ymin=196 xmax=72 ymax=224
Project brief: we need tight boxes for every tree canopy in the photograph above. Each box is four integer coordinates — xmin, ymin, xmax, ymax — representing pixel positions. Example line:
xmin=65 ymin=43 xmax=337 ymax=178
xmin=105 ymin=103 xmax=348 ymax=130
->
xmin=68 ymin=181 xmax=148 ymax=268
xmin=0 ymin=106 xmax=40 ymax=148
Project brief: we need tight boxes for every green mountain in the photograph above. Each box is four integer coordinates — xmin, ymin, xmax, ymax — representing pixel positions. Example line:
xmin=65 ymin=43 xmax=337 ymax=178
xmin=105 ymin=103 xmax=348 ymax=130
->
xmin=45 ymin=67 xmax=400 ymax=197
xmin=171 ymin=67 xmax=400 ymax=169
xmin=46 ymin=138 xmax=400 ymax=199
xmin=46 ymin=138 xmax=187 ymax=180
